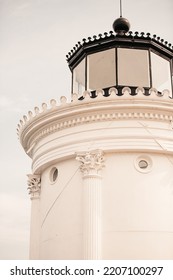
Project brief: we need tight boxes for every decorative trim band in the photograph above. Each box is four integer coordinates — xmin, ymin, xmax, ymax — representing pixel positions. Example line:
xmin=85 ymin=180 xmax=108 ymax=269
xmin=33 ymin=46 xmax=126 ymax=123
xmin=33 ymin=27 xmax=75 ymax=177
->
xmin=17 ymin=87 xmax=172 ymax=138
xmin=25 ymin=110 xmax=173 ymax=154
xmin=17 ymin=87 xmax=173 ymax=156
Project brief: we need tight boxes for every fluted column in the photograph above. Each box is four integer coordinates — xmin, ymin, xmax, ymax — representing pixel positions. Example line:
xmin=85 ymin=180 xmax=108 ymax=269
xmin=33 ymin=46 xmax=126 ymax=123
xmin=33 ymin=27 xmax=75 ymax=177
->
xmin=27 ymin=174 xmax=41 ymax=259
xmin=76 ymin=150 xmax=105 ymax=260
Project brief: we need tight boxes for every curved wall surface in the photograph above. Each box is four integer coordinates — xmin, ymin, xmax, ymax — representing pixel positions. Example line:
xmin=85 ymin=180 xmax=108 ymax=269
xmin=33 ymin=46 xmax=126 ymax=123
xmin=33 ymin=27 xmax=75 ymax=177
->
xmin=18 ymin=88 xmax=173 ymax=259
xmin=40 ymin=159 xmax=83 ymax=260
xmin=102 ymin=152 xmax=173 ymax=259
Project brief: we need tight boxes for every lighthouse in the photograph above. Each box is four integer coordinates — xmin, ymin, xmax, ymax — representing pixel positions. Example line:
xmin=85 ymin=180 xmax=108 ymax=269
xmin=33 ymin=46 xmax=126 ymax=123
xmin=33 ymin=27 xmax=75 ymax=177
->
xmin=18 ymin=16 xmax=173 ymax=260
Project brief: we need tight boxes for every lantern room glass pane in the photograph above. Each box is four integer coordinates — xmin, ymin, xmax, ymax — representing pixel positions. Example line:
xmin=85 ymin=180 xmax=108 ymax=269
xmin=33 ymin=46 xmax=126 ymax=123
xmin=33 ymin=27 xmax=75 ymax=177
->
xmin=151 ymin=52 xmax=172 ymax=94
xmin=87 ymin=49 xmax=116 ymax=91
xmin=118 ymin=48 xmax=150 ymax=87
xmin=73 ymin=58 xmax=85 ymax=96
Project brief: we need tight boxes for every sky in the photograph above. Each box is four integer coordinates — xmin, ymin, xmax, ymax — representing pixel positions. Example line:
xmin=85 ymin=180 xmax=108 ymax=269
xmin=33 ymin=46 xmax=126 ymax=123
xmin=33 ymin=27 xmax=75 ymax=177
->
xmin=0 ymin=0 xmax=173 ymax=260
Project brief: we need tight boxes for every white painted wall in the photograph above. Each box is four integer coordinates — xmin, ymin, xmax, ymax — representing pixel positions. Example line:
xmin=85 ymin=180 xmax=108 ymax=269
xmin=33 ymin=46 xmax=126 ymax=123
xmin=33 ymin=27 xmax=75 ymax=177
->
xmin=20 ymin=90 xmax=173 ymax=259
xmin=31 ymin=152 xmax=173 ymax=259
xmin=102 ymin=152 xmax=173 ymax=259
xmin=40 ymin=158 xmax=83 ymax=259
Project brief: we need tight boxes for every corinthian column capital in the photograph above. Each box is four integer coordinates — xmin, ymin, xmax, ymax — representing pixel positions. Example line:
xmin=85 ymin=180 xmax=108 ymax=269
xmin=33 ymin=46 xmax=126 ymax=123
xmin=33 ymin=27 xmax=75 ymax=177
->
xmin=76 ymin=149 xmax=105 ymax=176
xmin=27 ymin=174 xmax=41 ymax=199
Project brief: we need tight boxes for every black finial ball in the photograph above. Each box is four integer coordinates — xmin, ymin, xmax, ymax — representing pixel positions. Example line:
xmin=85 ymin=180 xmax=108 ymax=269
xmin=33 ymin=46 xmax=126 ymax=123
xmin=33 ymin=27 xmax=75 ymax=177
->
xmin=112 ymin=17 xmax=130 ymax=34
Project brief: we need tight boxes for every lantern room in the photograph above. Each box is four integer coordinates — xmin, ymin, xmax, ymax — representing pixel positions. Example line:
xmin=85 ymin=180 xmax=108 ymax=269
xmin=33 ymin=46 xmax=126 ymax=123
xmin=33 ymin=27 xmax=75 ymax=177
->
xmin=66 ymin=18 xmax=173 ymax=97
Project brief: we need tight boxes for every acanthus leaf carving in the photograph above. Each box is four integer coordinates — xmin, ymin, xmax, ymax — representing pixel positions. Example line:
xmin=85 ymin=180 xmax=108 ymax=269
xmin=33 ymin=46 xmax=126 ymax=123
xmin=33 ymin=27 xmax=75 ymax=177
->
xmin=27 ymin=174 xmax=41 ymax=199
xmin=76 ymin=149 xmax=105 ymax=175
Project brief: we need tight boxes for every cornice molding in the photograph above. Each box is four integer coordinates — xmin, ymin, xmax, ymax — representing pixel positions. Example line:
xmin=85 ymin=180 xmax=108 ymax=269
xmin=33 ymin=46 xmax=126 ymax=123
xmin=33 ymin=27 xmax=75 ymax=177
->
xmin=17 ymin=87 xmax=173 ymax=156
xmin=29 ymin=110 xmax=173 ymax=153
xmin=66 ymin=31 xmax=173 ymax=68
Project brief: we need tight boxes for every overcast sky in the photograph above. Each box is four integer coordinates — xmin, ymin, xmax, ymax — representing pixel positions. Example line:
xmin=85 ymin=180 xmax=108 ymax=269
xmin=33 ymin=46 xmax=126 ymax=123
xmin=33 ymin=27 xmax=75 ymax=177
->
xmin=0 ymin=0 xmax=173 ymax=260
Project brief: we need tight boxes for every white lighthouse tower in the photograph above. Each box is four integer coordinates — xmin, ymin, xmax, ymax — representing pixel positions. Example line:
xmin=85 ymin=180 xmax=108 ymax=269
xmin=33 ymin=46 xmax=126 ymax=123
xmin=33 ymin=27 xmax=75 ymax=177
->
xmin=18 ymin=16 xmax=173 ymax=260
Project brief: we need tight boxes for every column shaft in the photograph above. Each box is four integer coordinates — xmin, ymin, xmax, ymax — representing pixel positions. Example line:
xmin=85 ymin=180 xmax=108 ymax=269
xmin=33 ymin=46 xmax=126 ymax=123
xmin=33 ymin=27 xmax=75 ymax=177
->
xmin=76 ymin=149 xmax=105 ymax=260
xmin=29 ymin=198 xmax=40 ymax=259
xmin=83 ymin=174 xmax=102 ymax=259
xmin=27 ymin=174 xmax=41 ymax=259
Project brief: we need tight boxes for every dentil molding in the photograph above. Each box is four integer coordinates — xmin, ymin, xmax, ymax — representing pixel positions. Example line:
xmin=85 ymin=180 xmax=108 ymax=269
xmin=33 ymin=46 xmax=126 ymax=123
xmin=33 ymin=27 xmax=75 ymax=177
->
xmin=17 ymin=87 xmax=173 ymax=157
